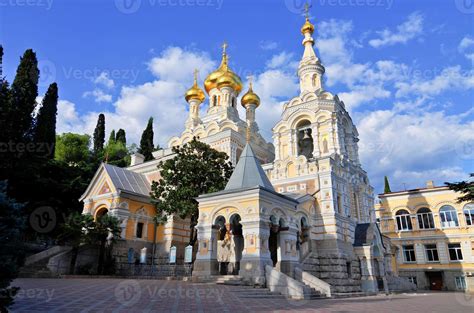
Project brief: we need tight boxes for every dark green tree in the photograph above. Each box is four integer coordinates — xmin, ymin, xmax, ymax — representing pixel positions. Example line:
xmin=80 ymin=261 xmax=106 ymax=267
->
xmin=58 ymin=212 xmax=94 ymax=274
xmin=108 ymin=130 xmax=116 ymax=145
xmin=115 ymin=129 xmax=126 ymax=146
xmin=34 ymin=83 xmax=58 ymax=159
xmin=384 ymin=176 xmax=391 ymax=193
xmin=0 ymin=181 xmax=25 ymax=311
xmin=9 ymin=49 xmax=39 ymax=143
xmin=446 ymin=173 xmax=474 ymax=203
xmin=104 ymin=140 xmax=129 ymax=167
xmin=150 ymin=138 xmax=233 ymax=245
xmin=93 ymin=114 xmax=105 ymax=156
xmin=138 ymin=117 xmax=154 ymax=161
xmin=89 ymin=214 xmax=121 ymax=275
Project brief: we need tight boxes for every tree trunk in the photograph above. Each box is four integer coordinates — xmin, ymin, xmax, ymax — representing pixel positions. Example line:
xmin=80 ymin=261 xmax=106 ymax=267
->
xmin=189 ymin=215 xmax=198 ymax=246
xmin=69 ymin=246 xmax=79 ymax=275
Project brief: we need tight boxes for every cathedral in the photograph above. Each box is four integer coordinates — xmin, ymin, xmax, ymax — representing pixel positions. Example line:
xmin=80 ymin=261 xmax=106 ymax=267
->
xmin=80 ymin=12 xmax=411 ymax=295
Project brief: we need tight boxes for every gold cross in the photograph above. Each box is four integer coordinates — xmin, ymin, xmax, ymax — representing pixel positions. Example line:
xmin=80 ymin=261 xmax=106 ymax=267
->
xmin=304 ymin=2 xmax=311 ymax=19
xmin=193 ymin=69 xmax=199 ymax=84
xmin=246 ymin=75 xmax=254 ymax=89
xmin=222 ymin=41 xmax=228 ymax=54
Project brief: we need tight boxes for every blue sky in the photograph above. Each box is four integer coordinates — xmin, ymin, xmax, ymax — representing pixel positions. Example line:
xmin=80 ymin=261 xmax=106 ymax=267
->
xmin=1 ymin=0 xmax=473 ymax=193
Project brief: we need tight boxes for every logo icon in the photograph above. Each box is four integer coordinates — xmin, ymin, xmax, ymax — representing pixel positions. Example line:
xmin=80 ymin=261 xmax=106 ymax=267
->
xmin=455 ymin=138 xmax=474 ymax=160
xmin=29 ymin=206 xmax=56 ymax=233
xmin=115 ymin=0 xmax=142 ymax=14
xmin=285 ymin=0 xmax=312 ymax=15
xmin=455 ymin=0 xmax=474 ymax=14
xmin=115 ymin=280 xmax=141 ymax=306
xmin=38 ymin=60 xmax=56 ymax=87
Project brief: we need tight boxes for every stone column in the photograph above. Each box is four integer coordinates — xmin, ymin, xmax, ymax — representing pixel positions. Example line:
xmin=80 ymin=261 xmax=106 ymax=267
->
xmin=273 ymin=134 xmax=280 ymax=161
xmin=288 ymin=130 xmax=295 ymax=157
xmin=239 ymin=219 xmax=273 ymax=285
xmin=277 ymin=225 xmax=300 ymax=277
xmin=312 ymin=123 xmax=320 ymax=158
xmin=360 ymin=256 xmax=378 ymax=293
xmin=192 ymin=223 xmax=219 ymax=279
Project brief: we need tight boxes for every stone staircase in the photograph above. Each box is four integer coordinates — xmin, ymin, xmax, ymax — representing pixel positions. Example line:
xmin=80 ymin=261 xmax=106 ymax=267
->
xmin=19 ymin=258 xmax=57 ymax=278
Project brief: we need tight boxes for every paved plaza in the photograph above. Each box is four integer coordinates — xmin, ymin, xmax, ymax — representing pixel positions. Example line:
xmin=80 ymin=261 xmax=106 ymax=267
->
xmin=9 ymin=278 xmax=474 ymax=313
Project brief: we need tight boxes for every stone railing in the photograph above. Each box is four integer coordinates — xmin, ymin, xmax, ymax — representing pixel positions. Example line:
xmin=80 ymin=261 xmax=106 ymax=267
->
xmin=24 ymin=246 xmax=71 ymax=266
xmin=387 ymin=275 xmax=416 ymax=292
xmin=294 ymin=267 xmax=332 ymax=297
xmin=265 ymin=265 xmax=306 ymax=299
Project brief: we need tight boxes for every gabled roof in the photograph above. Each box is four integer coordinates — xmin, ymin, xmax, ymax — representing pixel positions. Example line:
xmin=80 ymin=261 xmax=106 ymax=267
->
xmin=103 ymin=163 xmax=150 ymax=196
xmin=79 ymin=163 xmax=151 ymax=201
xmin=225 ymin=144 xmax=274 ymax=191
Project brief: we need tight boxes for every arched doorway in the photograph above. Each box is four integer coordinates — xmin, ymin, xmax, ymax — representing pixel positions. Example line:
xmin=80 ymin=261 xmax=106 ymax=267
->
xmin=215 ymin=214 xmax=244 ymax=275
xmin=229 ymin=214 xmax=244 ymax=274
xmin=269 ymin=215 xmax=279 ymax=266
xmin=95 ymin=207 xmax=108 ymax=220
xmin=298 ymin=217 xmax=310 ymax=260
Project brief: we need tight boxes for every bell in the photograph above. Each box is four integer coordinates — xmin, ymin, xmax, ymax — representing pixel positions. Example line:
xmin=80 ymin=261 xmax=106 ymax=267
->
xmin=303 ymin=129 xmax=311 ymax=140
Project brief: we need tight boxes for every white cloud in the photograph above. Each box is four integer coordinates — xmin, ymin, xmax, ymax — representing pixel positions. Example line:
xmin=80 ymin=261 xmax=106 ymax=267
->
xmin=266 ymin=52 xmax=295 ymax=69
xmin=260 ymin=40 xmax=278 ymax=50
xmin=59 ymin=47 xmax=216 ymax=147
xmin=395 ymin=66 xmax=474 ymax=98
xmin=357 ymin=104 xmax=474 ymax=192
xmin=94 ymin=72 xmax=115 ymax=89
xmin=369 ymin=12 xmax=424 ymax=48
xmin=82 ymin=89 xmax=113 ymax=103
xmin=458 ymin=36 xmax=474 ymax=62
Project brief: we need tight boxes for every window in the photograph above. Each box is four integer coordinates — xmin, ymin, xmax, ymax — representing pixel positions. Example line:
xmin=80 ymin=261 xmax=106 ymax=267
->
xmin=407 ymin=276 xmax=417 ymax=286
xmin=396 ymin=210 xmax=412 ymax=231
xmin=464 ymin=203 xmax=474 ymax=226
xmin=287 ymin=185 xmax=297 ymax=192
xmin=424 ymin=244 xmax=439 ymax=262
xmin=402 ymin=245 xmax=416 ymax=263
xmin=455 ymin=277 xmax=467 ymax=290
xmin=136 ymin=222 xmax=144 ymax=238
xmin=278 ymin=187 xmax=284 ymax=193
xmin=417 ymin=208 xmax=435 ymax=229
xmin=439 ymin=205 xmax=459 ymax=228
xmin=346 ymin=262 xmax=352 ymax=277
xmin=448 ymin=243 xmax=463 ymax=261
xmin=300 ymin=184 xmax=306 ymax=190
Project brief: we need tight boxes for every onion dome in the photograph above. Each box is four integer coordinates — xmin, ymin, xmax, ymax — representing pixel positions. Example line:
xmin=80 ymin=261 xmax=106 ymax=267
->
xmin=185 ymin=69 xmax=205 ymax=103
xmin=301 ymin=17 xmax=314 ymax=35
xmin=241 ymin=80 xmax=260 ymax=108
xmin=204 ymin=42 xmax=243 ymax=95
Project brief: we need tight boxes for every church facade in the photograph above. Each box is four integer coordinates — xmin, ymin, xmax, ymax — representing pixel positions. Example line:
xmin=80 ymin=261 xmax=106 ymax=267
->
xmin=80 ymin=13 xmax=409 ymax=294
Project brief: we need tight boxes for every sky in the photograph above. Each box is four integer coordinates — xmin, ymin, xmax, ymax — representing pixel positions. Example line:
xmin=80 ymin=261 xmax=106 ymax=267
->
xmin=1 ymin=0 xmax=473 ymax=193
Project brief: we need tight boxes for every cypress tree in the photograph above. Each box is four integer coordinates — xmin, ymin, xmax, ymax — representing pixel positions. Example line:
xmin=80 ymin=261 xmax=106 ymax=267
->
xmin=384 ymin=176 xmax=392 ymax=193
xmin=138 ymin=117 xmax=154 ymax=161
xmin=116 ymin=129 xmax=126 ymax=146
xmin=34 ymin=83 xmax=58 ymax=159
xmin=93 ymin=114 xmax=105 ymax=155
xmin=108 ymin=130 xmax=116 ymax=145
xmin=9 ymin=49 xmax=39 ymax=143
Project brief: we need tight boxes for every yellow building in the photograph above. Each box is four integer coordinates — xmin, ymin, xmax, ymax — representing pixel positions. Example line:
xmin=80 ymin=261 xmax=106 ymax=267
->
xmin=376 ymin=181 xmax=474 ymax=292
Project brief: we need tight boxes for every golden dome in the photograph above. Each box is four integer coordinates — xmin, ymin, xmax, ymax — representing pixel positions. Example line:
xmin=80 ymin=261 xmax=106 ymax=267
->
xmin=300 ymin=18 xmax=314 ymax=35
xmin=241 ymin=81 xmax=260 ymax=107
xmin=185 ymin=70 xmax=205 ymax=103
xmin=204 ymin=42 xmax=243 ymax=95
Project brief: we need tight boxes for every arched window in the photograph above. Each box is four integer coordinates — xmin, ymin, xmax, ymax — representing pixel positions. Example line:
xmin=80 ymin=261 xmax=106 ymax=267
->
xmin=296 ymin=120 xmax=313 ymax=159
xmin=464 ymin=203 xmax=474 ymax=226
xmin=439 ymin=205 xmax=459 ymax=228
xmin=212 ymin=95 xmax=217 ymax=107
xmin=395 ymin=209 xmax=412 ymax=231
xmin=417 ymin=207 xmax=435 ymax=229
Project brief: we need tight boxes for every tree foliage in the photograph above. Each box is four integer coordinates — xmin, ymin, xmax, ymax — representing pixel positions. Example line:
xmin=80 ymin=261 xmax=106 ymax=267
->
xmin=384 ymin=176 xmax=391 ymax=193
xmin=150 ymin=138 xmax=233 ymax=244
xmin=34 ymin=83 xmax=58 ymax=159
xmin=93 ymin=113 xmax=105 ymax=156
xmin=446 ymin=173 xmax=474 ymax=203
xmin=0 ymin=181 xmax=25 ymax=310
xmin=138 ymin=117 xmax=154 ymax=161
xmin=116 ymin=129 xmax=126 ymax=146
xmin=55 ymin=133 xmax=91 ymax=165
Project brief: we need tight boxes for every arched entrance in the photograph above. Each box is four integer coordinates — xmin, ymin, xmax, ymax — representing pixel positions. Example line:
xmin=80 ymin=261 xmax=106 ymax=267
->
xmin=215 ymin=214 xmax=244 ymax=275
xmin=298 ymin=217 xmax=310 ymax=260
xmin=269 ymin=215 xmax=279 ymax=266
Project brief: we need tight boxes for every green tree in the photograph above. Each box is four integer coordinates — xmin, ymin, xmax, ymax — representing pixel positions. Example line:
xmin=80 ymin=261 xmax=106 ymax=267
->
xmin=384 ymin=176 xmax=391 ymax=193
xmin=108 ymin=129 xmax=116 ymax=145
xmin=9 ymin=49 xmax=39 ymax=143
xmin=89 ymin=214 xmax=121 ymax=275
xmin=93 ymin=113 xmax=105 ymax=156
xmin=55 ymin=133 xmax=91 ymax=165
xmin=138 ymin=117 xmax=154 ymax=161
xmin=150 ymin=138 xmax=233 ymax=245
xmin=115 ymin=129 xmax=126 ymax=146
xmin=34 ymin=83 xmax=58 ymax=159
xmin=0 ymin=181 xmax=25 ymax=311
xmin=446 ymin=173 xmax=474 ymax=203
xmin=104 ymin=140 xmax=129 ymax=167
xmin=58 ymin=212 xmax=94 ymax=274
